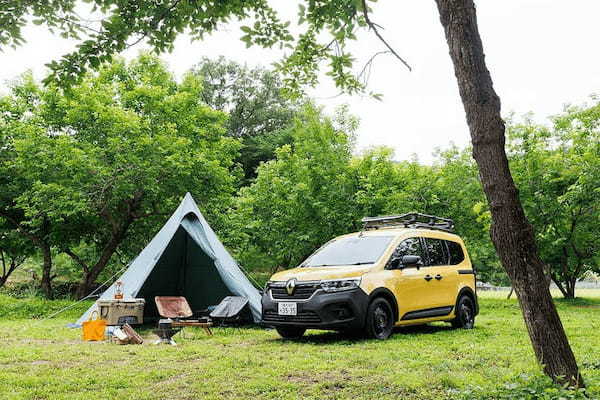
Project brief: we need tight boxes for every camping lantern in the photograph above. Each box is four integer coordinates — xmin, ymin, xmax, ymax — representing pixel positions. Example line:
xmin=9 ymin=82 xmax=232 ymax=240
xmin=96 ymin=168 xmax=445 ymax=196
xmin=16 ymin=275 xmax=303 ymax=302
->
xmin=114 ymin=281 xmax=124 ymax=299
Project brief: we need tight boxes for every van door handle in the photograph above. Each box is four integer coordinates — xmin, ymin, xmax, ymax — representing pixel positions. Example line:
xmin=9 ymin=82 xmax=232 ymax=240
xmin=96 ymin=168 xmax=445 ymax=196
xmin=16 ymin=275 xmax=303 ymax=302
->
xmin=435 ymin=274 xmax=443 ymax=280
xmin=424 ymin=275 xmax=433 ymax=281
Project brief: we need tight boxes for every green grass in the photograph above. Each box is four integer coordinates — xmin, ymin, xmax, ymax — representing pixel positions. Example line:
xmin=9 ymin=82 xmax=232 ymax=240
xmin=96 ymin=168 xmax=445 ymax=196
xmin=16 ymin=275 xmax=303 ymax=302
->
xmin=0 ymin=291 xmax=598 ymax=400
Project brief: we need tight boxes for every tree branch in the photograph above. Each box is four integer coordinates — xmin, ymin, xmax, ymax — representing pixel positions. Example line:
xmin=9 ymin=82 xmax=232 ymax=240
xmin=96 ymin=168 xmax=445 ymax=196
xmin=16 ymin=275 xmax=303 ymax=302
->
xmin=360 ymin=0 xmax=411 ymax=71
xmin=124 ymin=0 xmax=184 ymax=49
xmin=63 ymin=248 xmax=90 ymax=273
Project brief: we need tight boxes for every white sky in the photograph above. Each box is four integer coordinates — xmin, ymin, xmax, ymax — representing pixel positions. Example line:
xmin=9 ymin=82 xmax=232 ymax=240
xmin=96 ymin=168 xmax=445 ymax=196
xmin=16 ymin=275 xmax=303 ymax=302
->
xmin=2 ymin=1 xmax=599 ymax=163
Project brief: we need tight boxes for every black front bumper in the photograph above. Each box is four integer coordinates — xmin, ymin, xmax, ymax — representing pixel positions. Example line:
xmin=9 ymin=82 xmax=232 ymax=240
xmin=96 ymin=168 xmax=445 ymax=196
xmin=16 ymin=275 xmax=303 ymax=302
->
xmin=261 ymin=287 xmax=369 ymax=330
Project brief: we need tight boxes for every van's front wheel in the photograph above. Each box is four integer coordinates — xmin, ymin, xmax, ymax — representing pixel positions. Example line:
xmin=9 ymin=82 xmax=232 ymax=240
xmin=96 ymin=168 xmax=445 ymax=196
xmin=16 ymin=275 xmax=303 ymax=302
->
xmin=275 ymin=326 xmax=306 ymax=339
xmin=365 ymin=297 xmax=394 ymax=339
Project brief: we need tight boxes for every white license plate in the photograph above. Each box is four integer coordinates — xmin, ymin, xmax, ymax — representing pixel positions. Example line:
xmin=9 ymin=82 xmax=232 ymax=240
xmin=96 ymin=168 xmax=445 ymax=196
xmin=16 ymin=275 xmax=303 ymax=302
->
xmin=278 ymin=302 xmax=297 ymax=316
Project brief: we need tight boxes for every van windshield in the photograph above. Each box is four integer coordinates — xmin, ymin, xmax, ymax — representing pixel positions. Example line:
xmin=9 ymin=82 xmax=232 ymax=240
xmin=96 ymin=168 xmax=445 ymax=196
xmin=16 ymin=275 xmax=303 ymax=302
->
xmin=302 ymin=236 xmax=394 ymax=267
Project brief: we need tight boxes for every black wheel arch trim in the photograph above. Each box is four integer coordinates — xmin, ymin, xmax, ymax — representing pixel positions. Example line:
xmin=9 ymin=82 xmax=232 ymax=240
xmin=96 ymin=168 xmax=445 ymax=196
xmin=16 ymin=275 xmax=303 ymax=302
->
xmin=368 ymin=287 xmax=399 ymax=322
xmin=456 ymin=286 xmax=479 ymax=316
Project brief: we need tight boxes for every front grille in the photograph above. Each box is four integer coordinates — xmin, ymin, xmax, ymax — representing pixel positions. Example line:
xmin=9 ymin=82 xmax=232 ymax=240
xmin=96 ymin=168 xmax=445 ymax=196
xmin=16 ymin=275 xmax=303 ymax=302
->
xmin=270 ymin=283 xmax=319 ymax=300
xmin=263 ymin=310 xmax=321 ymax=323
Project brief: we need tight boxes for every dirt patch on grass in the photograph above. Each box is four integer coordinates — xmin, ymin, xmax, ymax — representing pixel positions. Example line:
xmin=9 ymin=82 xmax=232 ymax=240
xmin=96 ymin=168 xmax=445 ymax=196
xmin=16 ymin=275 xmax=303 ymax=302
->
xmin=31 ymin=360 xmax=51 ymax=365
xmin=285 ymin=369 xmax=351 ymax=386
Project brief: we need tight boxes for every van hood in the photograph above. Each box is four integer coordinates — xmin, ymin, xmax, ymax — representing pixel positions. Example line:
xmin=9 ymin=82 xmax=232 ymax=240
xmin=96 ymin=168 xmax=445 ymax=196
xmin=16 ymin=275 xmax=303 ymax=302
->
xmin=269 ymin=265 xmax=372 ymax=282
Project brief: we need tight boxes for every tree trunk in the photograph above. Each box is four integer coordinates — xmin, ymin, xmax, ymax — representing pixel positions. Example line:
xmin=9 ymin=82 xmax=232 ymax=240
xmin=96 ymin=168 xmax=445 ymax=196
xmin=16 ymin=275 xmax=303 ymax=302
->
xmin=434 ymin=0 xmax=583 ymax=387
xmin=73 ymin=224 xmax=131 ymax=299
xmin=552 ymin=275 xmax=570 ymax=299
xmin=39 ymin=243 xmax=54 ymax=299
xmin=506 ymin=287 xmax=513 ymax=299
xmin=0 ymin=251 xmax=23 ymax=289
xmin=565 ymin=277 xmax=576 ymax=299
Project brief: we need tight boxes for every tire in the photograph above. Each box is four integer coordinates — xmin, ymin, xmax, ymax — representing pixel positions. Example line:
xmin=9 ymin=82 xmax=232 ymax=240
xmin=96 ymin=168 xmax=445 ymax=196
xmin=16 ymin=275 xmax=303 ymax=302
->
xmin=275 ymin=326 xmax=306 ymax=339
xmin=451 ymin=295 xmax=475 ymax=329
xmin=365 ymin=297 xmax=394 ymax=339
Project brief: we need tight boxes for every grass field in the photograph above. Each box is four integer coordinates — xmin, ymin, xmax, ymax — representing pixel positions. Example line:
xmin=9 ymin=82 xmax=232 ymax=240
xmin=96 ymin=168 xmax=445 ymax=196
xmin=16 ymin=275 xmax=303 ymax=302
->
xmin=1 ymin=291 xmax=598 ymax=400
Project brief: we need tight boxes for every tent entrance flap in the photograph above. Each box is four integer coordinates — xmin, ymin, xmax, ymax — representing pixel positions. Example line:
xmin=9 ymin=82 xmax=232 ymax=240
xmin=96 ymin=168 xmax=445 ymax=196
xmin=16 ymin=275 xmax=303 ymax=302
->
xmin=137 ymin=226 xmax=234 ymax=319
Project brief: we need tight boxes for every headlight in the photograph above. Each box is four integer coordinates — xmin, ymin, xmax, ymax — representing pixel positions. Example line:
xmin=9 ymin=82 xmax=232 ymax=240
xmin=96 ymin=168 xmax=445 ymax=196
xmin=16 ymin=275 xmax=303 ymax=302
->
xmin=320 ymin=278 xmax=361 ymax=293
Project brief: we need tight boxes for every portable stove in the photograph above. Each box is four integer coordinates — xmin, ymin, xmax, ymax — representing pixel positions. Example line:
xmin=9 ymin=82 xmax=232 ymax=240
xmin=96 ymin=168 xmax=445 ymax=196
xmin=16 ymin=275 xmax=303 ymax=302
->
xmin=153 ymin=318 xmax=181 ymax=345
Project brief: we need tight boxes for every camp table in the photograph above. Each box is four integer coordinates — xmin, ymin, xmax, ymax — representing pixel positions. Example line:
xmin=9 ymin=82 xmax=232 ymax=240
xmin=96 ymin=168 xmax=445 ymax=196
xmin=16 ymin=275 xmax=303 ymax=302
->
xmin=155 ymin=296 xmax=213 ymax=337
xmin=171 ymin=320 xmax=213 ymax=336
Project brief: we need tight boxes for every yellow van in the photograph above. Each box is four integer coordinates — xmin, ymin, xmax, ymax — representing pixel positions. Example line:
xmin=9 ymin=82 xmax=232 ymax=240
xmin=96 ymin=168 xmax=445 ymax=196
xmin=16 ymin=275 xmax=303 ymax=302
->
xmin=261 ymin=213 xmax=478 ymax=339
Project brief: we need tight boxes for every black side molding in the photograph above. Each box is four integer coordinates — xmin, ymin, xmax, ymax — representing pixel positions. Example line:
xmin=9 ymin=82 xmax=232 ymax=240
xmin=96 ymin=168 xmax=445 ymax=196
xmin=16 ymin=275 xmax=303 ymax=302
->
xmin=458 ymin=269 xmax=475 ymax=275
xmin=401 ymin=306 xmax=454 ymax=321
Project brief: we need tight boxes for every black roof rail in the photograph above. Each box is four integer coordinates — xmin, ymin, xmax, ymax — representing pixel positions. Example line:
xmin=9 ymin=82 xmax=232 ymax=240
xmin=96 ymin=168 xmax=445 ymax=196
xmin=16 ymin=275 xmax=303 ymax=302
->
xmin=361 ymin=212 xmax=455 ymax=233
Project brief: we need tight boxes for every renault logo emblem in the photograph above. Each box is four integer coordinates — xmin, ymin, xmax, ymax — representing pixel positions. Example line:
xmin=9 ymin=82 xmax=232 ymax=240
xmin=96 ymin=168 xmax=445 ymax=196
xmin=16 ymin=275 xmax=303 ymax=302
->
xmin=286 ymin=278 xmax=297 ymax=295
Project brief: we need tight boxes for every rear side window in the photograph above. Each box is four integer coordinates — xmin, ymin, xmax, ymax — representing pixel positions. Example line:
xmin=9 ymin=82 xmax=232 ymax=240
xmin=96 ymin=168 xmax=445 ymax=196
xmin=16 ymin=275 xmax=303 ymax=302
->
xmin=423 ymin=238 xmax=448 ymax=266
xmin=446 ymin=240 xmax=465 ymax=265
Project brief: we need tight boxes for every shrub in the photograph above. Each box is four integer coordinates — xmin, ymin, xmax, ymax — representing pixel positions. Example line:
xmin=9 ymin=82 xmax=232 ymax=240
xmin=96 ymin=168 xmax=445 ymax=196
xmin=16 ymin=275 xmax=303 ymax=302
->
xmin=450 ymin=374 xmax=589 ymax=400
xmin=0 ymin=294 xmax=92 ymax=319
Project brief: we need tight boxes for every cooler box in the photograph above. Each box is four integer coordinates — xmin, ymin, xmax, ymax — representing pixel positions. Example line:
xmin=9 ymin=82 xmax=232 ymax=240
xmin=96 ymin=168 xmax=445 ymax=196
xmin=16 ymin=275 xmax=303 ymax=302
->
xmin=96 ymin=299 xmax=145 ymax=326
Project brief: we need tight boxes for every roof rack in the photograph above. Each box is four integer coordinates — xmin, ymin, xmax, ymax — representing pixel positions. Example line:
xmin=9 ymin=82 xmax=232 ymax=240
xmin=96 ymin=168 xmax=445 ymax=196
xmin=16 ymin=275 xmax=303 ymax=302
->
xmin=361 ymin=212 xmax=455 ymax=233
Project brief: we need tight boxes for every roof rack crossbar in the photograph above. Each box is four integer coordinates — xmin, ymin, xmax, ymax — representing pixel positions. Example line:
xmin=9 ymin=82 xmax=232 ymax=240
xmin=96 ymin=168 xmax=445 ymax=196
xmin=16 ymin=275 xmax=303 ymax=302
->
xmin=361 ymin=212 xmax=455 ymax=233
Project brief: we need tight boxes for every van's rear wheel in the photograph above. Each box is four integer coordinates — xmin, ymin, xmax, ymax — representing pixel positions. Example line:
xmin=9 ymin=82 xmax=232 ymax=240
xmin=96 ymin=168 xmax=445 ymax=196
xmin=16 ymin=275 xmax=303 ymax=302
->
xmin=365 ymin=297 xmax=394 ymax=339
xmin=451 ymin=296 xmax=475 ymax=329
xmin=275 ymin=326 xmax=306 ymax=339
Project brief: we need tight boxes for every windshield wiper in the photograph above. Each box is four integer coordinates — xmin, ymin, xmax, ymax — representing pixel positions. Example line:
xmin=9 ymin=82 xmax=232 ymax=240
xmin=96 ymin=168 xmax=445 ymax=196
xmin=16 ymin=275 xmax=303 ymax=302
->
xmin=307 ymin=262 xmax=373 ymax=267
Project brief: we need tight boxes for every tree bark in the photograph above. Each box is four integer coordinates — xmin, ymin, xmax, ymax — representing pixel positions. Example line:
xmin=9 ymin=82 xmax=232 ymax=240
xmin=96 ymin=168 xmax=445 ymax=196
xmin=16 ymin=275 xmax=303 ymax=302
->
xmin=565 ymin=277 xmax=576 ymax=299
xmin=0 ymin=250 xmax=25 ymax=289
xmin=39 ymin=243 xmax=54 ymax=299
xmin=72 ymin=220 xmax=133 ymax=299
xmin=434 ymin=0 xmax=583 ymax=387
xmin=552 ymin=274 xmax=569 ymax=298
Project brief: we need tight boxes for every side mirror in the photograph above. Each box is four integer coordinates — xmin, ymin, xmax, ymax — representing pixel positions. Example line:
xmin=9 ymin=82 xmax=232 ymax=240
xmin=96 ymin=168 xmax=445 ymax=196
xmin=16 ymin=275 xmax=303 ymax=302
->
xmin=389 ymin=257 xmax=401 ymax=269
xmin=401 ymin=255 xmax=422 ymax=268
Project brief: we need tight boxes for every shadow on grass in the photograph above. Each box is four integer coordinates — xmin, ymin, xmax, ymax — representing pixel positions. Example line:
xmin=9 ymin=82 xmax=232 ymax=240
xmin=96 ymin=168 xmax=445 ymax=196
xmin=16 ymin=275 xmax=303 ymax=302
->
xmin=266 ymin=323 xmax=456 ymax=345
xmin=554 ymin=296 xmax=600 ymax=307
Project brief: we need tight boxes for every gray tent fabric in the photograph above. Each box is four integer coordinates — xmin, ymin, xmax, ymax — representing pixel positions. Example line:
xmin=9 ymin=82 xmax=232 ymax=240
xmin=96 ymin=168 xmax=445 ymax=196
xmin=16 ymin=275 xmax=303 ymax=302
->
xmin=76 ymin=193 xmax=261 ymax=325
xmin=210 ymin=296 xmax=250 ymax=320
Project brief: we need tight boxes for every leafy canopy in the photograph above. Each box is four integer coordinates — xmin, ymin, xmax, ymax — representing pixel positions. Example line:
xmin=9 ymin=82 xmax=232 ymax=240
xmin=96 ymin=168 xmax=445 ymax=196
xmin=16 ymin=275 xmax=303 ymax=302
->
xmin=0 ymin=54 xmax=240 ymax=289
xmin=507 ymin=102 xmax=600 ymax=297
xmin=0 ymin=0 xmax=402 ymax=96
xmin=190 ymin=57 xmax=300 ymax=181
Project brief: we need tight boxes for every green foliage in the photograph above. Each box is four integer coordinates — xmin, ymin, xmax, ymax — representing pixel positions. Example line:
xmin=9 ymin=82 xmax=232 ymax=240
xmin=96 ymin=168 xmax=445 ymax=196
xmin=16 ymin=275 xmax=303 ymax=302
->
xmin=190 ymin=57 xmax=300 ymax=181
xmin=0 ymin=0 xmax=392 ymax=96
xmin=229 ymin=106 xmax=503 ymax=280
xmin=452 ymin=373 xmax=589 ymax=400
xmin=0 ymin=54 xmax=240 ymax=295
xmin=0 ymin=293 xmax=92 ymax=319
xmin=507 ymin=101 xmax=600 ymax=297
xmin=231 ymin=104 xmax=358 ymax=270
xmin=0 ymin=218 xmax=34 ymax=287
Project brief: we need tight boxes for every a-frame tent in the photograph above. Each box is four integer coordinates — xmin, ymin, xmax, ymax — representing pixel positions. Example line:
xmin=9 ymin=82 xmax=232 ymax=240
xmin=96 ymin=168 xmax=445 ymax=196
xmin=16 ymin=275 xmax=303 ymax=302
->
xmin=76 ymin=193 xmax=261 ymax=325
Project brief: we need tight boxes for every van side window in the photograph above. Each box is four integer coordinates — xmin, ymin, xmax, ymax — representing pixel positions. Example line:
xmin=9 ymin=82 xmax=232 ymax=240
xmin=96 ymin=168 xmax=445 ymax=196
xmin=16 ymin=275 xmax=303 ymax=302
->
xmin=423 ymin=238 xmax=448 ymax=266
xmin=388 ymin=238 xmax=425 ymax=267
xmin=446 ymin=240 xmax=465 ymax=265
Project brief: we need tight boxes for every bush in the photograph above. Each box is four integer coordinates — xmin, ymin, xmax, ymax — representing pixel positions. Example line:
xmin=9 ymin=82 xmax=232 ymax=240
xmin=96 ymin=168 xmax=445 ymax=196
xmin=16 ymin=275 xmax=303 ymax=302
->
xmin=0 ymin=294 xmax=93 ymax=319
xmin=1 ymin=280 xmax=102 ymax=299
xmin=450 ymin=374 xmax=589 ymax=400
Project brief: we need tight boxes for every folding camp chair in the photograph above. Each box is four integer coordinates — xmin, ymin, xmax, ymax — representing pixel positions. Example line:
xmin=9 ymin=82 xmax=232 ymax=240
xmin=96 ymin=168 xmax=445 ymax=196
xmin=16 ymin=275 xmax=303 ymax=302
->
xmin=154 ymin=296 xmax=213 ymax=337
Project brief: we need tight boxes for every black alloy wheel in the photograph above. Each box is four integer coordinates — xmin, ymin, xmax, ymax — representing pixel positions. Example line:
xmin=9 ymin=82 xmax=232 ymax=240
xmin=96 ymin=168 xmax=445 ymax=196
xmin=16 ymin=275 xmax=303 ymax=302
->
xmin=276 ymin=326 xmax=306 ymax=339
xmin=451 ymin=296 xmax=475 ymax=329
xmin=365 ymin=297 xmax=394 ymax=339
